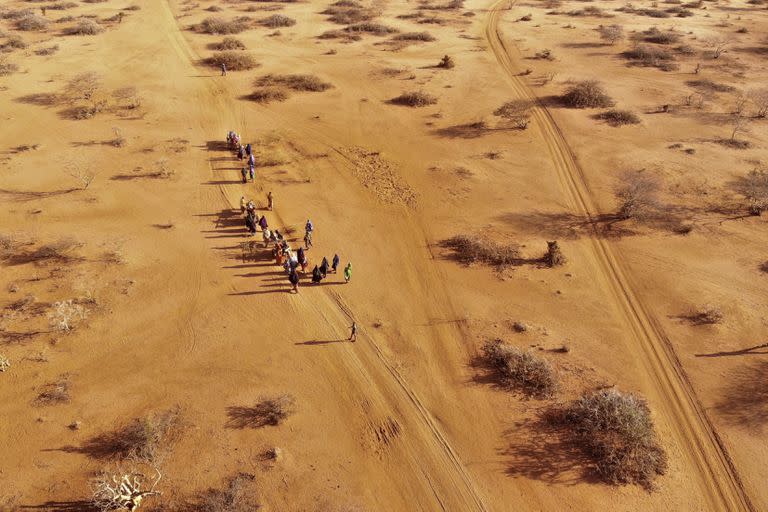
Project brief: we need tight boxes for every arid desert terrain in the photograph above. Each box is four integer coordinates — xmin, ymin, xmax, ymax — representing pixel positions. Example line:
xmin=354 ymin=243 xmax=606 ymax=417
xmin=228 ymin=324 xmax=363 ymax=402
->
xmin=1 ymin=0 xmax=767 ymax=510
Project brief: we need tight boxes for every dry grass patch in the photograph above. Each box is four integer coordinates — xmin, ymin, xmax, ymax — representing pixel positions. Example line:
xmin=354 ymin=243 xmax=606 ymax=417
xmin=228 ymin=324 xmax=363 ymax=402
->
xmin=206 ymin=51 xmax=258 ymax=71
xmin=622 ymin=44 xmax=678 ymax=71
xmin=684 ymin=305 xmax=723 ymax=325
xmin=35 ymin=44 xmax=59 ymax=55
xmin=389 ymin=90 xmax=437 ymax=107
xmin=260 ymin=14 xmax=296 ymax=27
xmin=562 ymin=80 xmax=614 ymax=108
xmin=595 ymin=109 xmax=641 ymax=126
xmin=35 ymin=375 xmax=71 ymax=406
xmin=392 ymin=31 xmax=435 ymax=41
xmin=245 ymin=87 xmax=289 ymax=103
xmin=480 ymin=339 xmax=557 ymax=397
xmin=198 ymin=16 xmax=251 ymax=34
xmin=193 ymin=473 xmax=260 ymax=511
xmin=639 ymin=26 xmax=681 ymax=44
xmin=15 ymin=14 xmax=50 ymax=31
xmin=441 ymin=235 xmax=520 ymax=265
xmin=345 ymin=21 xmax=398 ymax=34
xmin=557 ymin=389 xmax=667 ymax=488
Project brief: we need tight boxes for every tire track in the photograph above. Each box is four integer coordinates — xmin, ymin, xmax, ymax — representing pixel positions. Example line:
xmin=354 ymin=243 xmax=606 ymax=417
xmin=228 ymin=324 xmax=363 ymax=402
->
xmin=484 ymin=3 xmax=754 ymax=511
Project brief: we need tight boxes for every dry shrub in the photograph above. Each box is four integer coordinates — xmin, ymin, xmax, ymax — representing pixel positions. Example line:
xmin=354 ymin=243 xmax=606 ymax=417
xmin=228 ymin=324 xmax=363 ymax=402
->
xmin=437 ymin=54 xmax=455 ymax=68
xmin=598 ymin=24 xmax=624 ymax=44
xmin=63 ymin=72 xmax=101 ymax=103
xmin=318 ymin=29 xmax=362 ymax=41
xmin=112 ymin=86 xmax=141 ymax=109
xmin=623 ymin=44 xmax=677 ymax=70
xmin=561 ymin=80 xmax=615 ymax=108
xmin=390 ymin=90 xmax=437 ymax=107
xmin=596 ymin=109 xmax=641 ymax=126
xmin=2 ymin=238 xmax=84 ymax=266
xmin=82 ymin=408 xmax=184 ymax=462
xmin=198 ymin=16 xmax=251 ymax=34
xmin=260 ymin=14 xmax=295 ymax=27
xmin=195 ymin=473 xmax=260 ymax=512
xmin=2 ymin=35 xmax=27 ymax=50
xmin=44 ymin=2 xmax=80 ymax=10
xmin=16 ymin=14 xmax=50 ymax=31
xmin=35 ymin=44 xmax=59 ymax=55
xmin=49 ymin=299 xmax=87 ymax=331
xmin=640 ymin=26 xmax=681 ymax=44
xmin=226 ymin=394 xmax=296 ymax=428
xmin=493 ymin=99 xmax=533 ymax=129
xmin=544 ymin=240 xmax=565 ymax=267
xmin=0 ymin=57 xmax=19 ymax=76
xmin=0 ymin=8 xmax=34 ymax=20
xmin=559 ymin=389 xmax=667 ymax=488
xmin=212 ymin=37 xmax=246 ymax=50
xmin=480 ymin=339 xmax=557 ymax=397
xmin=246 ymin=87 xmax=289 ymax=103
xmin=321 ymin=2 xmax=378 ymax=24
xmin=35 ymin=375 xmax=71 ymax=405
xmin=345 ymin=22 xmax=397 ymax=34
xmin=685 ymin=79 xmax=735 ymax=93
xmin=748 ymin=88 xmax=768 ymax=118
xmin=64 ymin=19 xmax=104 ymax=35
xmin=615 ymin=170 xmax=660 ymax=220
xmin=206 ymin=51 xmax=258 ymax=71
xmin=254 ymin=74 xmax=332 ymax=92
xmin=393 ymin=31 xmax=435 ymax=41
xmin=686 ymin=305 xmax=723 ymax=325
xmin=732 ymin=167 xmax=768 ymax=215
xmin=441 ymin=235 xmax=520 ymax=265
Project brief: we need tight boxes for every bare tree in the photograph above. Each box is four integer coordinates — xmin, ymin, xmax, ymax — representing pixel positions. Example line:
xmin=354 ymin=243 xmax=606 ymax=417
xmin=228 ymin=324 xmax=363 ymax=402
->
xmin=62 ymin=72 xmax=102 ymax=104
xmin=91 ymin=468 xmax=161 ymax=512
xmin=748 ymin=88 xmax=768 ymax=118
xmin=598 ymin=24 xmax=624 ymax=45
xmin=729 ymin=114 xmax=748 ymax=142
xmin=705 ymin=37 xmax=730 ymax=58
xmin=615 ymin=170 xmax=660 ymax=220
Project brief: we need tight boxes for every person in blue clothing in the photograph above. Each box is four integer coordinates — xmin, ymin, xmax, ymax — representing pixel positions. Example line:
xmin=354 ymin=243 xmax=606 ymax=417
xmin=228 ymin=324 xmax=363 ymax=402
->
xmin=245 ymin=143 xmax=252 ymax=156
xmin=249 ymin=164 xmax=255 ymax=181
xmin=240 ymin=167 xmax=247 ymax=183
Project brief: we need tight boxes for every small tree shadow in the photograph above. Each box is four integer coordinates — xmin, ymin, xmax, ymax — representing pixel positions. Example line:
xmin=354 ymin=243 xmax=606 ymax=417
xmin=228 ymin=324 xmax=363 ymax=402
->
xmin=20 ymin=500 xmax=99 ymax=511
xmin=714 ymin=360 xmax=768 ymax=432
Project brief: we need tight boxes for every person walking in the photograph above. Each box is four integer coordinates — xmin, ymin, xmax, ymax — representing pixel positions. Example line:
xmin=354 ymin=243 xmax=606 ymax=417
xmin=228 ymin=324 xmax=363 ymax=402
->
xmin=312 ymin=265 xmax=322 ymax=284
xmin=237 ymin=144 xmax=244 ymax=161
xmin=267 ymin=191 xmax=273 ymax=211
xmin=304 ymin=231 xmax=313 ymax=250
xmin=289 ymin=269 xmax=300 ymax=293
xmin=240 ymin=167 xmax=247 ymax=183
xmin=344 ymin=262 xmax=352 ymax=283
xmin=332 ymin=254 xmax=340 ymax=273
xmin=320 ymin=257 xmax=329 ymax=278
xmin=249 ymin=165 xmax=255 ymax=181
xmin=349 ymin=322 xmax=357 ymax=342
xmin=245 ymin=143 xmax=252 ymax=156
xmin=305 ymin=219 xmax=314 ymax=235
xmin=240 ymin=196 xmax=246 ymax=213
xmin=248 ymin=153 xmax=255 ymax=168
xmin=41 ymin=7 xmax=46 ymax=16
xmin=220 ymin=62 xmax=227 ymax=76
xmin=259 ymin=215 xmax=268 ymax=231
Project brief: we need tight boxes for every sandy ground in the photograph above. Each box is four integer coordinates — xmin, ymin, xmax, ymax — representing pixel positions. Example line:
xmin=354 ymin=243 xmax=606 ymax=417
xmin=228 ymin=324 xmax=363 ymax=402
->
xmin=1 ymin=0 xmax=767 ymax=510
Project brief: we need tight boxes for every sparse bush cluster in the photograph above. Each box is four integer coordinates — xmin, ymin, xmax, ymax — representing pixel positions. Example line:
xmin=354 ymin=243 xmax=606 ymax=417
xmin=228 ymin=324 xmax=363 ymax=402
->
xmin=198 ymin=16 xmax=251 ymax=35
xmin=389 ymin=90 xmax=437 ymax=107
xmin=211 ymin=36 xmax=246 ymax=50
xmin=226 ymin=394 xmax=296 ymax=428
xmin=623 ymin=45 xmax=678 ymax=71
xmin=640 ymin=26 xmax=681 ymax=44
xmin=494 ymin=99 xmax=533 ymax=129
xmin=733 ymin=166 xmax=768 ymax=215
xmin=206 ymin=51 xmax=258 ymax=71
xmin=596 ymin=109 xmax=641 ymax=126
xmin=598 ymin=24 xmax=624 ymax=45
xmin=561 ymin=80 xmax=615 ymax=108
xmin=392 ymin=31 xmax=435 ymax=41
xmin=321 ymin=1 xmax=378 ymax=24
xmin=685 ymin=305 xmax=723 ymax=325
xmin=16 ymin=14 xmax=50 ymax=31
xmin=248 ymin=74 xmax=332 ymax=103
xmin=64 ymin=19 xmax=104 ymax=36
xmin=558 ymin=389 xmax=668 ymax=488
xmin=344 ymin=21 xmax=398 ymax=34
xmin=0 ymin=57 xmax=19 ymax=76
xmin=441 ymin=235 xmax=520 ymax=265
xmin=35 ymin=375 xmax=72 ymax=405
xmin=481 ymin=339 xmax=557 ymax=397
xmin=85 ymin=408 xmax=184 ymax=462
xmin=260 ymin=14 xmax=296 ymax=28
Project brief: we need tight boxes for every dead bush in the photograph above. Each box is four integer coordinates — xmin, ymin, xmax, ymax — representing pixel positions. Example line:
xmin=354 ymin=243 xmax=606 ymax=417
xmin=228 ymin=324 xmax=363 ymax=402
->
xmin=112 ymin=86 xmax=141 ymax=109
xmin=16 ymin=14 xmax=50 ymax=31
xmin=64 ymin=19 xmax=104 ymax=35
xmin=1 ymin=34 xmax=27 ymax=50
xmin=49 ymin=299 xmax=87 ymax=331
xmin=0 ymin=8 xmax=34 ymax=20
xmin=685 ymin=305 xmax=723 ymax=325
xmin=480 ymin=339 xmax=557 ymax=397
xmin=44 ymin=2 xmax=80 ymax=10
xmin=318 ymin=29 xmax=362 ymax=41
xmin=194 ymin=473 xmax=260 ymax=512
xmin=226 ymin=394 xmax=296 ymax=428
xmin=34 ymin=44 xmax=59 ymax=55
xmin=211 ymin=37 xmax=246 ymax=50
xmin=245 ymin=87 xmax=289 ymax=103
xmin=437 ymin=54 xmax=455 ymax=68
xmin=623 ymin=44 xmax=678 ymax=70
xmin=35 ymin=375 xmax=72 ymax=405
xmin=198 ymin=16 xmax=251 ymax=34
xmin=558 ymin=389 xmax=667 ymax=488
xmin=685 ymin=79 xmax=735 ymax=93
xmin=390 ymin=90 xmax=437 ymax=107
xmin=0 ymin=57 xmax=19 ymax=76
xmin=206 ymin=51 xmax=258 ymax=71
xmin=493 ymin=99 xmax=533 ymax=129
xmin=640 ymin=26 xmax=681 ymax=44
xmin=322 ymin=4 xmax=378 ymax=24
xmin=732 ymin=167 xmax=768 ymax=215
xmin=747 ymin=88 xmax=768 ymax=117
xmin=260 ymin=14 xmax=296 ymax=27
xmin=598 ymin=24 xmax=624 ymax=45
xmin=561 ymin=80 xmax=615 ymax=108
xmin=345 ymin=22 xmax=397 ymax=34
xmin=615 ymin=170 xmax=660 ymax=220
xmin=595 ymin=109 xmax=641 ymax=126
xmin=254 ymin=73 xmax=332 ymax=92
xmin=544 ymin=240 xmax=565 ymax=267
xmin=393 ymin=31 xmax=435 ymax=41
xmin=441 ymin=235 xmax=520 ymax=265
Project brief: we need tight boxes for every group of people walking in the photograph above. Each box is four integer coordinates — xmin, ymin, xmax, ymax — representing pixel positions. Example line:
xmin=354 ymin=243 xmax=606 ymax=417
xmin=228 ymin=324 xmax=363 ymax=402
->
xmin=229 ymin=132 xmax=352 ymax=295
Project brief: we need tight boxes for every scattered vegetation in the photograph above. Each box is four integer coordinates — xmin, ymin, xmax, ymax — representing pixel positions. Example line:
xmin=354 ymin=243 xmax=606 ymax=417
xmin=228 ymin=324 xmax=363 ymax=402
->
xmin=556 ymin=389 xmax=667 ymax=488
xmin=684 ymin=305 xmax=723 ymax=325
xmin=441 ymin=235 xmax=520 ymax=266
xmin=0 ymin=57 xmax=19 ymax=76
xmin=49 ymin=299 xmax=87 ymax=331
xmin=389 ymin=91 xmax=437 ymax=107
xmin=16 ymin=14 xmax=50 ymax=31
xmin=640 ymin=26 xmax=681 ymax=44
xmin=260 ymin=14 xmax=295 ymax=28
xmin=211 ymin=37 xmax=246 ymax=50
xmin=480 ymin=339 xmax=557 ymax=397
xmin=35 ymin=375 xmax=72 ymax=405
xmin=34 ymin=44 xmax=59 ymax=56
xmin=623 ymin=44 xmax=678 ymax=71
xmin=733 ymin=167 xmax=768 ymax=215
xmin=254 ymin=73 xmax=332 ymax=92
xmin=192 ymin=473 xmax=260 ymax=512
xmin=544 ymin=240 xmax=565 ymax=267
xmin=748 ymin=88 xmax=768 ymax=118
xmin=561 ymin=80 xmax=615 ymax=108
xmin=246 ymin=87 xmax=289 ymax=103
xmin=598 ymin=24 xmax=624 ymax=45
xmin=226 ymin=394 xmax=296 ymax=428
xmin=205 ymin=51 xmax=258 ymax=71
xmin=64 ymin=19 xmax=104 ymax=36
xmin=595 ymin=109 xmax=641 ymax=126
xmin=493 ymin=99 xmax=533 ymax=129
xmin=392 ymin=31 xmax=435 ymax=41
xmin=198 ymin=16 xmax=251 ymax=35
xmin=344 ymin=22 xmax=397 ymax=34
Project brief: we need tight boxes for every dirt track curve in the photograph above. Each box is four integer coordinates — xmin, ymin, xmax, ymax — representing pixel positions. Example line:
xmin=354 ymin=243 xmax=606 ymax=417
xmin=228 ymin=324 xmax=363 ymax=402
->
xmin=484 ymin=3 xmax=754 ymax=511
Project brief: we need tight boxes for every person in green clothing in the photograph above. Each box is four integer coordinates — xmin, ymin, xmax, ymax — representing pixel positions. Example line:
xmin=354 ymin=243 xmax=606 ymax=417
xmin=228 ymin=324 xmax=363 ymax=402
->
xmin=343 ymin=262 xmax=352 ymax=283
